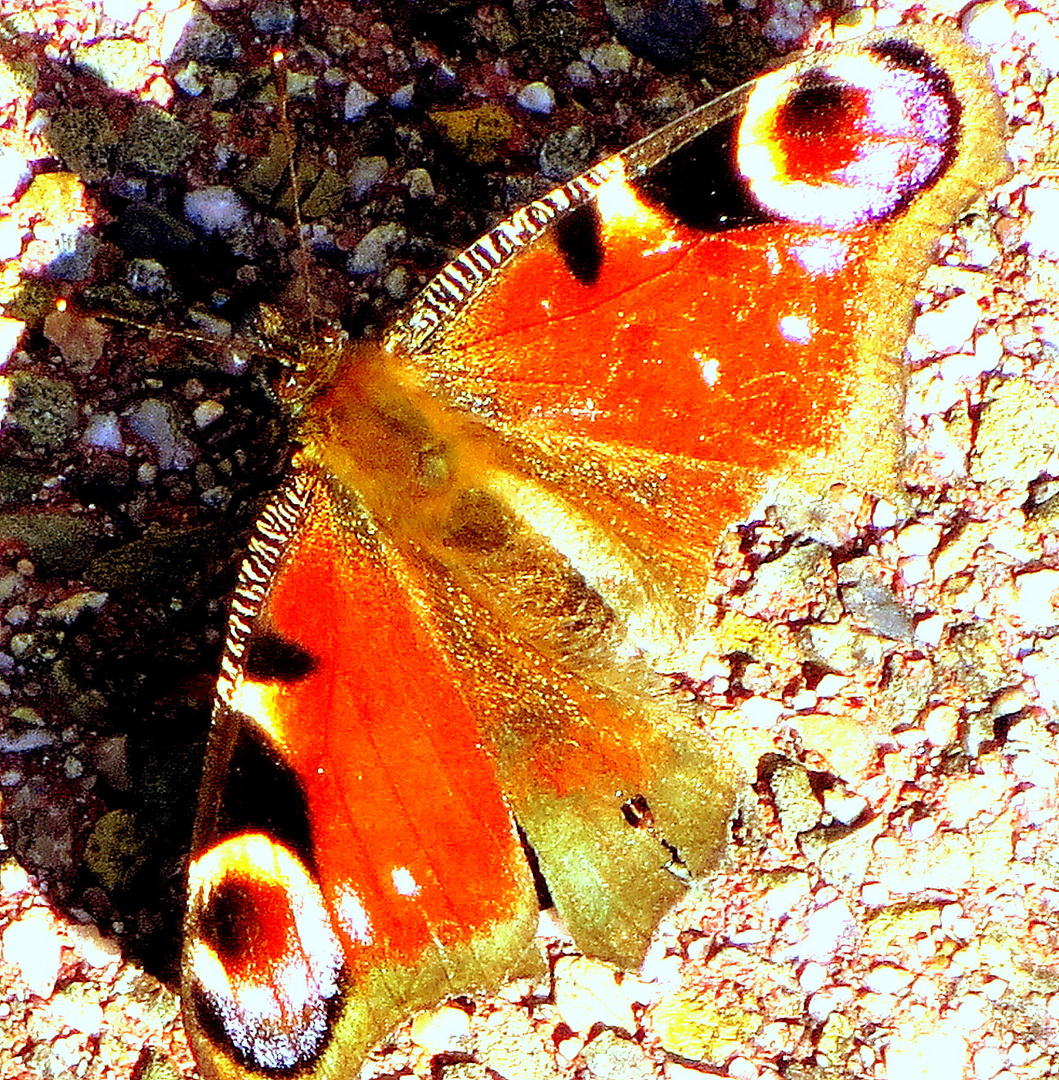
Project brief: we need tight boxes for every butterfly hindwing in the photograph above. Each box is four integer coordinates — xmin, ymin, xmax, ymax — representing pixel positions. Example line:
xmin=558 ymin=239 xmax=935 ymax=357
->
xmin=184 ymin=24 xmax=1010 ymax=1080
xmin=185 ymin=470 xmax=543 ymax=1076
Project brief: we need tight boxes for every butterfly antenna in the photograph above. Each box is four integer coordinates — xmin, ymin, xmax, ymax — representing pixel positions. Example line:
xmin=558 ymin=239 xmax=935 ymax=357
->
xmin=272 ymin=49 xmax=319 ymax=344
xmin=71 ymin=299 xmax=229 ymax=349
xmin=75 ymin=299 xmax=301 ymax=372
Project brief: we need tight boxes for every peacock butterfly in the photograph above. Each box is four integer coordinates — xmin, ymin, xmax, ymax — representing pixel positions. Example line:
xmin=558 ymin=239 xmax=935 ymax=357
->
xmin=182 ymin=23 xmax=1009 ymax=1079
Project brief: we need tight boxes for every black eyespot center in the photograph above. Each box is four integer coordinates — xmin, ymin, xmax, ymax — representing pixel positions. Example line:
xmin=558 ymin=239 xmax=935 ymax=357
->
xmin=201 ymin=877 xmax=262 ymax=960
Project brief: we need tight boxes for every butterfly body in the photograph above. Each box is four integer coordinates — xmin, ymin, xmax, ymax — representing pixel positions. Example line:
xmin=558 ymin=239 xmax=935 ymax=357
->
xmin=183 ymin=25 xmax=1009 ymax=1079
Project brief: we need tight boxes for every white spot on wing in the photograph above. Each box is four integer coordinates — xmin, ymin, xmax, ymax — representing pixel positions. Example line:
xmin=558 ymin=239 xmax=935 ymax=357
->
xmin=694 ymin=352 xmax=720 ymax=385
xmin=392 ymin=865 xmax=420 ymax=897
xmin=643 ymin=231 xmax=684 ymax=257
xmin=779 ymin=314 xmax=813 ymax=345
xmin=789 ymin=237 xmax=851 ymax=276
xmin=336 ymin=885 xmax=374 ymax=945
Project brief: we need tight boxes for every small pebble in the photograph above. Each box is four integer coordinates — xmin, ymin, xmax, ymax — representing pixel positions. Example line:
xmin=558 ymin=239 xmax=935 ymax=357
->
xmin=962 ymin=0 xmax=1016 ymax=51
xmin=344 ymin=80 xmax=379 ymax=122
xmin=584 ymin=42 xmax=633 ymax=74
xmin=82 ymin=411 xmax=123 ymax=452
xmin=566 ymin=60 xmax=594 ymax=87
xmin=389 ymin=83 xmax=414 ymax=108
xmin=404 ymin=167 xmax=434 ymax=199
xmin=349 ymin=156 xmax=387 ymax=199
xmin=728 ymin=1057 xmax=759 ymax=1080
xmin=864 ymin=964 xmax=914 ymax=995
xmin=1022 ymin=185 xmax=1059 ymax=261
xmin=184 ymin=185 xmax=250 ymax=235
xmin=553 ymin=955 xmax=636 ymax=1033
xmin=409 ymin=1004 xmax=471 ymax=1053
xmin=349 ymin=222 xmax=406 ymax=276
xmin=1 ymin=908 xmax=62 ymax=997
xmin=516 ymin=81 xmax=555 ymax=114
xmin=913 ymin=292 xmax=981 ymax=354
xmin=913 ymin=614 xmax=946 ymax=646
xmin=251 ymin=0 xmax=297 ymax=35
xmin=193 ymin=400 xmax=225 ymax=429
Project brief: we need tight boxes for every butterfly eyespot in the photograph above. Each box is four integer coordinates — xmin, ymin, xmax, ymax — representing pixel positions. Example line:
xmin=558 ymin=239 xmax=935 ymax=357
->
xmin=738 ymin=39 xmax=959 ymax=228
xmin=187 ymin=834 xmax=344 ymax=1073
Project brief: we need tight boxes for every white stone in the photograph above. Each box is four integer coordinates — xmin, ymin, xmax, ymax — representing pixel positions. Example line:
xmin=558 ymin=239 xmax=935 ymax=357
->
xmin=949 ymin=994 xmax=991 ymax=1031
xmin=349 ymin=156 xmax=387 ymax=200
xmin=101 ymin=0 xmax=144 ymax=21
xmin=814 ymin=673 xmax=848 ymax=698
xmin=738 ymin=695 xmax=785 ymax=725
xmin=762 ymin=0 xmax=819 ymax=46
xmin=49 ymin=989 xmax=104 ymax=1035
xmin=193 ymin=400 xmax=224 ymax=429
xmin=349 ymin=222 xmax=406 ymax=276
xmin=173 ymin=62 xmax=206 ymax=96
xmin=962 ymin=1 xmax=1016 ymax=52
xmin=184 ymin=185 xmax=250 ymax=235
xmin=553 ymin=955 xmax=636 ymax=1033
xmin=0 ymin=147 xmax=30 ymax=203
xmin=0 ymin=862 xmax=31 ymax=895
xmin=899 ymin=555 xmax=932 ymax=586
xmin=126 ymin=398 xmax=195 ymax=469
xmin=2 ymin=908 xmax=62 ymax=998
xmin=66 ymin=922 xmax=121 ymax=968
xmin=567 ymin=60 xmax=594 ymax=88
xmin=728 ymin=1057 xmax=759 ymax=1079
xmin=864 ymin=964 xmax=914 ymax=994
xmin=1012 ymin=569 xmax=1059 ymax=632
xmin=404 ymin=167 xmax=434 ymax=199
xmin=390 ymin=83 xmax=414 ymax=109
xmin=822 ymin=789 xmax=867 ymax=825
xmin=872 ymin=499 xmax=898 ymax=529
xmin=1023 ymin=186 xmax=1059 ymax=260
xmin=914 ymin=293 xmax=982 ymax=355
xmin=885 ymin=1029 xmax=967 ymax=1080
xmin=913 ymin=614 xmax=946 ymax=647
xmin=0 ymin=316 xmax=25 ymax=368
xmin=344 ymin=80 xmax=379 ymax=122
xmin=0 ymin=219 xmax=23 ymax=262
xmin=516 ymin=81 xmax=555 ymax=114
xmin=409 ymin=1004 xmax=471 ymax=1052
xmin=83 ymin=411 xmax=123 ymax=451
xmin=779 ymin=899 xmax=856 ymax=963
xmin=584 ymin=42 xmax=632 ymax=74
xmin=806 ymin=985 xmax=855 ymax=1022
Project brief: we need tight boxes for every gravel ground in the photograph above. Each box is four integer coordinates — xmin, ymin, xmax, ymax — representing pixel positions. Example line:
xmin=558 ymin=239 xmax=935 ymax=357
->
xmin=0 ymin=0 xmax=1057 ymax=1077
